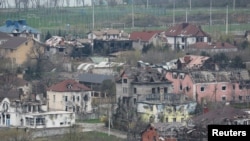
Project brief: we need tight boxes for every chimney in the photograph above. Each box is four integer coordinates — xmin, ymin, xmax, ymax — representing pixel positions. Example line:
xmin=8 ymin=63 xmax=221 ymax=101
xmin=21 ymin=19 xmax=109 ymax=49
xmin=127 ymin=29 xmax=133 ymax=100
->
xmin=184 ymin=56 xmax=191 ymax=63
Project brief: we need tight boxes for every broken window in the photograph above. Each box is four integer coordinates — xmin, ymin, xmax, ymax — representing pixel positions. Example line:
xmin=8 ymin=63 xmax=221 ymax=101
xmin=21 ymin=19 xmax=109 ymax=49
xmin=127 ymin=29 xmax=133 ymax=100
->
xmin=222 ymin=96 xmax=226 ymax=101
xmin=179 ymin=74 xmax=185 ymax=79
xmin=134 ymin=88 xmax=137 ymax=94
xmin=123 ymin=87 xmax=127 ymax=93
xmin=239 ymin=96 xmax=243 ymax=101
xmin=152 ymin=88 xmax=156 ymax=94
xmin=123 ymin=79 xmax=127 ymax=83
xmin=180 ymin=85 xmax=183 ymax=90
xmin=172 ymin=73 xmax=177 ymax=79
xmin=222 ymin=86 xmax=226 ymax=91
xmin=58 ymin=48 xmax=64 ymax=52
xmin=200 ymin=86 xmax=205 ymax=92
xmin=164 ymin=87 xmax=168 ymax=93
xmin=182 ymin=37 xmax=185 ymax=43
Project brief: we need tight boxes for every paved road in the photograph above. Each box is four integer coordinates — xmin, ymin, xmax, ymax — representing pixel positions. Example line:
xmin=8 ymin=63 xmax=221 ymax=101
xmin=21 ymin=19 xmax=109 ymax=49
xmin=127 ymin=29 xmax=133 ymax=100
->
xmin=76 ymin=123 xmax=127 ymax=139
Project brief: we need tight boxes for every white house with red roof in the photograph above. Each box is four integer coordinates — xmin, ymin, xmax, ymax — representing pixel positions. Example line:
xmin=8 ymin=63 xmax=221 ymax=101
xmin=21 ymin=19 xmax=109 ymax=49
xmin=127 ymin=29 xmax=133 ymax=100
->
xmin=165 ymin=23 xmax=211 ymax=50
xmin=47 ymin=79 xmax=93 ymax=114
xmin=129 ymin=30 xmax=167 ymax=50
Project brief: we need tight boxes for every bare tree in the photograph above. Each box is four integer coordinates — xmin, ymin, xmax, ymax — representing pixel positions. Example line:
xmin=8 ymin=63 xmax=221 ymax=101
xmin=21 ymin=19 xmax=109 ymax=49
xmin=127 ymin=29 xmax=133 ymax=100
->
xmin=34 ymin=0 xmax=41 ymax=8
xmin=66 ymin=0 xmax=70 ymax=7
xmin=60 ymin=0 xmax=65 ymax=7
xmin=0 ymin=0 xmax=10 ymax=8
xmin=52 ymin=0 xmax=59 ymax=7
xmin=14 ymin=0 xmax=21 ymax=9
xmin=81 ymin=0 xmax=85 ymax=6
xmin=76 ymin=0 xmax=81 ymax=5
xmin=20 ymin=0 xmax=29 ymax=10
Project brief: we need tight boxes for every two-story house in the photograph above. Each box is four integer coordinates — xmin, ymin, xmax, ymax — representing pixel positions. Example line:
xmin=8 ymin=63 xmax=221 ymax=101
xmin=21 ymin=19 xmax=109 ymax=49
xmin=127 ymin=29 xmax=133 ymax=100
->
xmin=0 ymin=19 xmax=41 ymax=41
xmin=116 ymin=67 xmax=173 ymax=107
xmin=45 ymin=36 xmax=66 ymax=55
xmin=0 ymin=95 xmax=75 ymax=128
xmin=165 ymin=69 xmax=250 ymax=103
xmin=87 ymin=28 xmax=128 ymax=40
xmin=87 ymin=28 xmax=132 ymax=54
xmin=129 ymin=30 xmax=167 ymax=50
xmin=165 ymin=23 xmax=211 ymax=50
xmin=47 ymin=79 xmax=92 ymax=114
xmin=0 ymin=36 xmax=44 ymax=66
xmin=137 ymin=93 xmax=197 ymax=124
xmin=0 ymin=75 xmax=75 ymax=128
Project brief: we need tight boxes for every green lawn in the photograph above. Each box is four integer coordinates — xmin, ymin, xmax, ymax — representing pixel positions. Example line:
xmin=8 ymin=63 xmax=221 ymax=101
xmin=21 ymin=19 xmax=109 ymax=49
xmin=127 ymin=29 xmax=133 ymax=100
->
xmin=76 ymin=118 xmax=102 ymax=123
xmin=1 ymin=6 xmax=250 ymax=39
xmin=34 ymin=131 xmax=126 ymax=141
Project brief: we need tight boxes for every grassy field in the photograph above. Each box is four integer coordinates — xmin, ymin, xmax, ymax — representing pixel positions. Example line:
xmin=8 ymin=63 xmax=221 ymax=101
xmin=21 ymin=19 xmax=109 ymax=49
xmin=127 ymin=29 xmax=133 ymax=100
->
xmin=76 ymin=118 xmax=102 ymax=123
xmin=34 ymin=131 xmax=126 ymax=141
xmin=1 ymin=5 xmax=250 ymax=39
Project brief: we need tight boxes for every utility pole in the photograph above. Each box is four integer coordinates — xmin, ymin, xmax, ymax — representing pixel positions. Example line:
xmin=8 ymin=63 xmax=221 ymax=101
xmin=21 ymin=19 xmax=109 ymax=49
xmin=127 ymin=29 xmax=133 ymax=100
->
xmin=210 ymin=0 xmax=212 ymax=25
xmin=92 ymin=0 xmax=95 ymax=30
xmin=173 ymin=0 xmax=175 ymax=25
xmin=146 ymin=0 xmax=148 ymax=9
xmin=186 ymin=8 xmax=188 ymax=23
xmin=190 ymin=0 xmax=191 ymax=11
xmin=132 ymin=0 xmax=134 ymax=28
xmin=226 ymin=5 xmax=228 ymax=35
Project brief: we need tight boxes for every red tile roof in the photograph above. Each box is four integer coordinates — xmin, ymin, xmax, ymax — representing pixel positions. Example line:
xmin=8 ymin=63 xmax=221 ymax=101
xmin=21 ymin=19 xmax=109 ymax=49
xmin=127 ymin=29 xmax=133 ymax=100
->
xmin=129 ymin=30 xmax=164 ymax=42
xmin=165 ymin=23 xmax=210 ymax=37
xmin=47 ymin=79 xmax=91 ymax=92
xmin=189 ymin=42 xmax=238 ymax=49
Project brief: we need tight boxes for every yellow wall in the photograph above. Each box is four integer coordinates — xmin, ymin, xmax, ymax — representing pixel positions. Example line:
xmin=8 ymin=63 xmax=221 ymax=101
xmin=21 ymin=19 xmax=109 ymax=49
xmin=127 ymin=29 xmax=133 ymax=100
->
xmin=139 ymin=105 xmax=190 ymax=123
xmin=47 ymin=91 xmax=65 ymax=111
xmin=6 ymin=39 xmax=34 ymax=65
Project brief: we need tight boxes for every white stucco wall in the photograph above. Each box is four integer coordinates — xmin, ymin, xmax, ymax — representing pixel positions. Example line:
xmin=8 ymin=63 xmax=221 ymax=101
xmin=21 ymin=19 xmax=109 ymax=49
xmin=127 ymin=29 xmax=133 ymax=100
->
xmin=47 ymin=91 xmax=93 ymax=113
xmin=23 ymin=111 xmax=75 ymax=128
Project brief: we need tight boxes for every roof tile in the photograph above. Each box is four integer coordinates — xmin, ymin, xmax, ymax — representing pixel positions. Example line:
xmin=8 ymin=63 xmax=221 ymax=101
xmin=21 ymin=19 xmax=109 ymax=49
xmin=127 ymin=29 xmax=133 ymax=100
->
xmin=47 ymin=79 xmax=91 ymax=92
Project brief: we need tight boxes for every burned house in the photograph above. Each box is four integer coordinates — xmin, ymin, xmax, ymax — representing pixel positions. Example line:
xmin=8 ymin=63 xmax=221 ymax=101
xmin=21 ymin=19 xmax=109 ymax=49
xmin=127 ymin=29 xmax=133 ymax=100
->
xmin=116 ymin=67 xmax=173 ymax=107
xmin=165 ymin=69 xmax=250 ymax=103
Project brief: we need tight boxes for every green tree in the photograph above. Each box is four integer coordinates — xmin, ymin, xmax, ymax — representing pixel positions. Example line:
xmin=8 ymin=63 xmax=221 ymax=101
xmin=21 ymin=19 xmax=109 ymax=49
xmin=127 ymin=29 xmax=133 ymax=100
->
xmin=58 ymin=28 xmax=62 ymax=36
xmin=101 ymin=79 xmax=116 ymax=98
xmin=200 ymin=51 xmax=210 ymax=57
xmin=45 ymin=30 xmax=52 ymax=41
xmin=241 ymin=40 xmax=250 ymax=50
xmin=212 ymin=53 xmax=229 ymax=68
xmin=23 ymin=41 xmax=47 ymax=80
xmin=142 ymin=43 xmax=154 ymax=53
xmin=230 ymin=56 xmax=245 ymax=68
